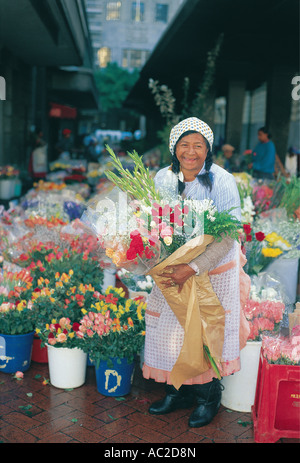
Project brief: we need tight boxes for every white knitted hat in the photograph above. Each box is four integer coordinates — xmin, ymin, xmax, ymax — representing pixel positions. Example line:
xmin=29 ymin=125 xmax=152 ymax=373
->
xmin=169 ymin=117 xmax=214 ymax=154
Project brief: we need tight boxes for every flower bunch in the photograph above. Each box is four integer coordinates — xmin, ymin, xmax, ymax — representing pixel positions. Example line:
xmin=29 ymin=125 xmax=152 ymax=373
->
xmin=262 ymin=232 xmax=291 ymax=258
xmin=0 ymin=165 xmax=19 ymax=179
xmin=79 ymin=286 xmax=146 ymax=366
xmin=18 ymin=241 xmax=104 ymax=290
xmin=117 ymin=269 xmax=153 ymax=294
xmin=33 ymin=180 xmax=66 ymax=191
xmin=233 ymin=172 xmax=255 ymax=223
xmin=32 ymin=271 xmax=104 ymax=326
xmin=261 ymin=326 xmax=300 ymax=365
xmin=0 ymin=299 xmax=37 ymax=335
xmin=252 ymin=183 xmax=274 ymax=214
xmin=242 ymin=221 xmax=293 ymax=275
xmin=243 ymin=298 xmax=285 ymax=341
xmin=36 ymin=317 xmax=86 ymax=349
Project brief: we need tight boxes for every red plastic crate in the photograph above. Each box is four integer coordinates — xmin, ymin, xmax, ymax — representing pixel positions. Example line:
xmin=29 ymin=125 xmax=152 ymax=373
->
xmin=252 ymin=349 xmax=300 ymax=443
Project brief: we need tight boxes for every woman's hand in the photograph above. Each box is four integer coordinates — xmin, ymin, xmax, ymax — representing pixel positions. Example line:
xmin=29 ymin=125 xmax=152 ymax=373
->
xmin=160 ymin=264 xmax=196 ymax=293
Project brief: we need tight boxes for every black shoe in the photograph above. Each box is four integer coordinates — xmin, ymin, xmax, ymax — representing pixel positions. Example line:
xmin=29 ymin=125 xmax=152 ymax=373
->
xmin=188 ymin=379 xmax=223 ymax=428
xmin=148 ymin=384 xmax=194 ymax=415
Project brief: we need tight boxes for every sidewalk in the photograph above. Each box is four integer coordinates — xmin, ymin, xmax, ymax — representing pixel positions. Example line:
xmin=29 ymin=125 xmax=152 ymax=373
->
xmin=0 ymin=360 xmax=297 ymax=444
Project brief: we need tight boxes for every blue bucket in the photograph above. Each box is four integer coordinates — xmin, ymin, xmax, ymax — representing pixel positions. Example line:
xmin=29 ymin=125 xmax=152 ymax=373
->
xmin=0 ymin=331 xmax=35 ymax=373
xmin=95 ymin=357 xmax=135 ymax=396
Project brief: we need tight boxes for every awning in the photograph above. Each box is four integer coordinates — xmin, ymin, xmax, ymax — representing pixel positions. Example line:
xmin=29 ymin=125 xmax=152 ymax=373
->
xmin=49 ymin=103 xmax=77 ymax=119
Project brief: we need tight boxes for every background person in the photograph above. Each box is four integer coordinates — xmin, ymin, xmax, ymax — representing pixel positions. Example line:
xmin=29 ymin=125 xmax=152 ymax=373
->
xmin=248 ymin=127 xmax=276 ymax=180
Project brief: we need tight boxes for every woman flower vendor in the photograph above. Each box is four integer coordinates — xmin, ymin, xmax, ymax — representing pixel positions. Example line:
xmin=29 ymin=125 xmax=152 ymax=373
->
xmin=143 ymin=117 xmax=250 ymax=427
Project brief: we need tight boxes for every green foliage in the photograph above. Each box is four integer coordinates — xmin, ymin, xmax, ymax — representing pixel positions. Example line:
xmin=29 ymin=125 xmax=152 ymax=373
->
xmin=104 ymin=145 xmax=161 ymax=205
xmin=94 ymin=63 xmax=139 ymax=111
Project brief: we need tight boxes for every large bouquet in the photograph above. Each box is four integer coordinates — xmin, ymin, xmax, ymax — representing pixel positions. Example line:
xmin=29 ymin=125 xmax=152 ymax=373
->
xmin=81 ymin=146 xmax=241 ymax=387
xmin=78 ymin=286 xmax=146 ymax=366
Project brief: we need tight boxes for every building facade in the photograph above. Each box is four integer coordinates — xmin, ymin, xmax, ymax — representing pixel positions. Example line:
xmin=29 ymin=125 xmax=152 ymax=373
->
xmin=85 ymin=0 xmax=183 ymax=69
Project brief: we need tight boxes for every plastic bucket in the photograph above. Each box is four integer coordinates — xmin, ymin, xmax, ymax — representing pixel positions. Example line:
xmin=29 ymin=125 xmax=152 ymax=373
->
xmin=32 ymin=336 xmax=48 ymax=363
xmin=101 ymin=268 xmax=116 ymax=292
xmin=265 ymin=257 xmax=299 ymax=304
xmin=0 ymin=331 xmax=34 ymax=373
xmin=221 ymin=341 xmax=262 ymax=412
xmin=0 ymin=179 xmax=14 ymax=200
xmin=47 ymin=345 xmax=87 ymax=389
xmin=95 ymin=357 xmax=135 ymax=396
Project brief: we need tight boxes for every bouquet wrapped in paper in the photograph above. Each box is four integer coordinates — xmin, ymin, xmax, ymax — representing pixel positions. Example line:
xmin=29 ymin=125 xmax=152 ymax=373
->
xmin=80 ymin=146 xmax=241 ymax=387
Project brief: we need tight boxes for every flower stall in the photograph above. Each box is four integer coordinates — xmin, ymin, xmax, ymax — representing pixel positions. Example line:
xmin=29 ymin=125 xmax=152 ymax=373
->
xmin=0 ymin=145 xmax=299 ymax=443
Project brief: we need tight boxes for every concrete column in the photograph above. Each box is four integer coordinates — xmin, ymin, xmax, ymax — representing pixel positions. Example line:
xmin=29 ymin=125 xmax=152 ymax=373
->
xmin=266 ymin=67 xmax=293 ymax=163
xmin=225 ymin=80 xmax=246 ymax=152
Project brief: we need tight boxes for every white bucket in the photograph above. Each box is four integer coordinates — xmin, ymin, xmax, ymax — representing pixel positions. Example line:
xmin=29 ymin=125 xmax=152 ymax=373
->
xmin=0 ymin=179 xmax=14 ymax=199
xmin=47 ymin=345 xmax=87 ymax=389
xmin=265 ymin=257 xmax=299 ymax=304
xmin=101 ymin=268 xmax=116 ymax=291
xmin=221 ymin=341 xmax=262 ymax=412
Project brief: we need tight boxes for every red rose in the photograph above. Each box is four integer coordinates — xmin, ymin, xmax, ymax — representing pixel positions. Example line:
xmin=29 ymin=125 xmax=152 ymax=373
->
xmin=255 ymin=231 xmax=265 ymax=242
xmin=246 ymin=234 xmax=252 ymax=242
xmin=243 ymin=223 xmax=252 ymax=235
xmin=48 ymin=332 xmax=55 ymax=339
xmin=72 ymin=322 xmax=80 ymax=332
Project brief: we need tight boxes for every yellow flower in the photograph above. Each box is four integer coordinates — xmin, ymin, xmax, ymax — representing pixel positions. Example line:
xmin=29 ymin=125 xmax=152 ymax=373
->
xmin=35 ymin=328 xmax=41 ymax=334
xmin=68 ymin=332 xmax=75 ymax=338
xmin=262 ymin=247 xmax=283 ymax=258
xmin=69 ymin=269 xmax=74 ymax=276
xmin=55 ymin=272 xmax=60 ymax=279
xmin=51 ymin=319 xmax=57 ymax=324
xmin=81 ymin=308 xmax=87 ymax=314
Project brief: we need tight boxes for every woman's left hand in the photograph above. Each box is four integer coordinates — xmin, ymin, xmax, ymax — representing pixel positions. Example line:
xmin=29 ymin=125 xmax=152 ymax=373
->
xmin=160 ymin=264 xmax=196 ymax=293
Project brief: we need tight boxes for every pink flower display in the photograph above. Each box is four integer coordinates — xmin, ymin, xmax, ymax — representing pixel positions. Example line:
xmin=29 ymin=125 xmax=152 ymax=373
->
xmin=243 ymin=298 xmax=285 ymax=341
xmin=262 ymin=333 xmax=300 ymax=365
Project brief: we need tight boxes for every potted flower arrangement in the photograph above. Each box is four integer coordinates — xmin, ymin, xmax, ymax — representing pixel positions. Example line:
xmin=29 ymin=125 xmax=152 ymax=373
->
xmin=36 ymin=316 xmax=88 ymax=389
xmin=31 ymin=271 xmax=105 ymax=362
xmin=78 ymin=286 xmax=146 ymax=396
xmin=0 ymin=270 xmax=37 ymax=373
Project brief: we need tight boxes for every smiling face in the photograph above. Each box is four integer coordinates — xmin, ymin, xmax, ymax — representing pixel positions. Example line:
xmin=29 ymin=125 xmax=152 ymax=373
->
xmin=175 ymin=132 xmax=209 ymax=180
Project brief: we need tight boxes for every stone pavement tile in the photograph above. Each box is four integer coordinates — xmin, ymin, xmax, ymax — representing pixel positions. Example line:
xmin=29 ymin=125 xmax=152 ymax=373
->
xmin=94 ymin=416 xmax=137 ymax=439
xmin=168 ymin=430 xmax=210 ymax=443
xmin=127 ymin=424 xmax=171 ymax=443
xmin=0 ymin=424 xmax=38 ymax=443
xmin=2 ymin=411 xmax=41 ymax=431
xmin=60 ymin=423 xmax=106 ymax=443
xmin=155 ymin=415 xmax=191 ymax=439
xmin=36 ymin=432 xmax=74 ymax=443
xmin=126 ymin=410 xmax=167 ymax=431
xmin=29 ymin=416 xmax=77 ymax=439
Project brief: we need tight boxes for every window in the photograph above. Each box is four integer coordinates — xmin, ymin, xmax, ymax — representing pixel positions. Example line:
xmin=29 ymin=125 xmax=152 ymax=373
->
xmin=98 ymin=47 xmax=111 ymax=67
xmin=122 ymin=49 xmax=150 ymax=69
xmin=155 ymin=3 xmax=168 ymax=23
xmin=106 ymin=2 xmax=121 ymax=20
xmin=131 ymin=2 xmax=144 ymax=22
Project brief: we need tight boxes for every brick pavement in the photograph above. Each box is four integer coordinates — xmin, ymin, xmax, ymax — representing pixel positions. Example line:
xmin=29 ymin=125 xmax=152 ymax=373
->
xmin=0 ymin=360 xmax=297 ymax=444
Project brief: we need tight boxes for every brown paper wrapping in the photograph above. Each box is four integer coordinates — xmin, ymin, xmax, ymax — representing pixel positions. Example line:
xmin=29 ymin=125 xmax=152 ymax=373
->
xmin=148 ymin=235 xmax=225 ymax=389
